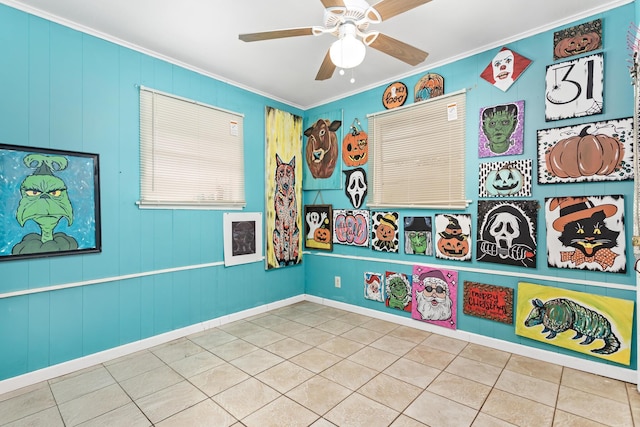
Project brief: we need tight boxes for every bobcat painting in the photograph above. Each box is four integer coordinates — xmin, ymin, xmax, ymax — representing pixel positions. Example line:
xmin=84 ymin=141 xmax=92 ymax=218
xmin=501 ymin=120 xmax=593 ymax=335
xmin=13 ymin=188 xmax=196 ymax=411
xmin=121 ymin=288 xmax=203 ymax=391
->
xmin=273 ymin=154 xmax=300 ymax=266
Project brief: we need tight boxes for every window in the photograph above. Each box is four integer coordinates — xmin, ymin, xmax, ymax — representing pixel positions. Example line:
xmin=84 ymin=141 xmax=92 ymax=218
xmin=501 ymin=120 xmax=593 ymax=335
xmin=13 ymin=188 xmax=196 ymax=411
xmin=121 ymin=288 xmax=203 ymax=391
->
xmin=368 ymin=89 xmax=467 ymax=209
xmin=138 ymin=86 xmax=245 ymax=209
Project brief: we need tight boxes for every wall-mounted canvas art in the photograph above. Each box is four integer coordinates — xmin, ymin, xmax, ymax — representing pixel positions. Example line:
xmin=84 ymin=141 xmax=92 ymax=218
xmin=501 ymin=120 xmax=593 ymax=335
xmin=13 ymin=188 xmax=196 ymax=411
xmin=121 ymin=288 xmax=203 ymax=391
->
xmin=333 ymin=209 xmax=370 ymax=247
xmin=342 ymin=120 xmax=368 ymax=167
xmin=0 ymin=144 xmax=101 ymax=261
xmin=344 ymin=168 xmax=367 ymax=209
xmin=480 ymin=47 xmax=531 ymax=92
xmin=537 ymin=117 xmax=633 ymax=184
xmin=414 ymin=73 xmax=444 ymax=102
xmin=516 ymin=282 xmax=633 ymax=365
xmin=434 ymin=214 xmax=472 ymax=261
xmin=553 ymin=19 xmax=602 ymax=60
xmin=371 ymin=211 xmax=399 ymax=253
xmin=545 ymin=52 xmax=603 ymax=121
xmin=404 ymin=216 xmax=433 ymax=256
xmin=479 ymin=159 xmax=532 ymax=198
xmin=223 ymin=212 xmax=263 ymax=267
xmin=545 ymin=195 xmax=626 ymax=273
xmin=303 ymin=110 xmax=343 ymax=190
xmin=478 ymin=100 xmax=525 ymax=158
xmin=364 ymin=271 xmax=384 ymax=302
xmin=477 ymin=200 xmax=538 ymax=268
xmin=304 ymin=204 xmax=333 ymax=251
xmin=265 ymin=106 xmax=303 ymax=269
xmin=411 ymin=265 xmax=457 ymax=330
xmin=463 ymin=281 xmax=513 ymax=324
xmin=385 ymin=270 xmax=411 ymax=312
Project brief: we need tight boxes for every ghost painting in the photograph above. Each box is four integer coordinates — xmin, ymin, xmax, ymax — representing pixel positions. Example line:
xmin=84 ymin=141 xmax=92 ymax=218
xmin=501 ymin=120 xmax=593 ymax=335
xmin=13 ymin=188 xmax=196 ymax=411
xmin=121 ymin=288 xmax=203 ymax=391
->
xmin=477 ymin=200 xmax=538 ymax=268
xmin=344 ymin=168 xmax=367 ymax=209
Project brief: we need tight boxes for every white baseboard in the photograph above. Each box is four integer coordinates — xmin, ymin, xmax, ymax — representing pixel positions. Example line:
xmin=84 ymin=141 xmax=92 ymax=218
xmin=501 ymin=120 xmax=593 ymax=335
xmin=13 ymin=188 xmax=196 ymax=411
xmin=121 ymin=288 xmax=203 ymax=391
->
xmin=0 ymin=294 xmax=305 ymax=395
xmin=306 ymin=295 xmax=637 ymax=384
xmin=0 ymin=292 xmax=634 ymax=396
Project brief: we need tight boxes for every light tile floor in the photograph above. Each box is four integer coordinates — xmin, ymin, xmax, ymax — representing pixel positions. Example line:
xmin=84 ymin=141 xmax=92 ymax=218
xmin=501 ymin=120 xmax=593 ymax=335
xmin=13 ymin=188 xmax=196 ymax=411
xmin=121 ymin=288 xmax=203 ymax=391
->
xmin=1 ymin=301 xmax=640 ymax=426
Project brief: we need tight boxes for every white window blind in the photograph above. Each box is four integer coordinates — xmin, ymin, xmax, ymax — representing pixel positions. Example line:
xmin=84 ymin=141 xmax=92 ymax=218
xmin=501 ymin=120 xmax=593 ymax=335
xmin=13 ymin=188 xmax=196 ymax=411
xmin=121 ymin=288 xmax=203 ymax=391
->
xmin=138 ymin=86 xmax=245 ymax=209
xmin=368 ymin=89 xmax=468 ymax=209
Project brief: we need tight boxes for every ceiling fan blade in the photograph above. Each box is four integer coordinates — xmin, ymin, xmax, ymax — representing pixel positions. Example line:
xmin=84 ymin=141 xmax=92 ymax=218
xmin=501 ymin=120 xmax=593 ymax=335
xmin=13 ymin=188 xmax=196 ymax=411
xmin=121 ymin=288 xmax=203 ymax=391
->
xmin=368 ymin=0 xmax=432 ymax=21
xmin=316 ymin=49 xmax=336 ymax=81
xmin=366 ymin=32 xmax=428 ymax=66
xmin=239 ymin=27 xmax=314 ymax=42
xmin=320 ymin=0 xmax=345 ymax=8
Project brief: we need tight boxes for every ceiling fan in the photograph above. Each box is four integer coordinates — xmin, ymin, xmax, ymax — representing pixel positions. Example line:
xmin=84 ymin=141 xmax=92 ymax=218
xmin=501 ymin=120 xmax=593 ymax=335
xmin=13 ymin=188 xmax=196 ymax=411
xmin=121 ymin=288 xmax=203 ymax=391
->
xmin=239 ymin=0 xmax=431 ymax=80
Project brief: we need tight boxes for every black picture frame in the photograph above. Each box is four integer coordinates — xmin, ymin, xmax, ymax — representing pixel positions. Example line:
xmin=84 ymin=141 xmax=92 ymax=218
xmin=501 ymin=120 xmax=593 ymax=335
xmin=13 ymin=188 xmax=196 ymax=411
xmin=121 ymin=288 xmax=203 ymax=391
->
xmin=0 ymin=144 xmax=101 ymax=261
xmin=303 ymin=204 xmax=333 ymax=251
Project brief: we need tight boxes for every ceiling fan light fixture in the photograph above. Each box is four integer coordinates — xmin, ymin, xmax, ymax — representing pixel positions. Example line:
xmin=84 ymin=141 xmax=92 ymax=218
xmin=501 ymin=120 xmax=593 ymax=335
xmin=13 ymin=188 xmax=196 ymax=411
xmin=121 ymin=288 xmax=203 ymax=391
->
xmin=329 ymin=25 xmax=366 ymax=69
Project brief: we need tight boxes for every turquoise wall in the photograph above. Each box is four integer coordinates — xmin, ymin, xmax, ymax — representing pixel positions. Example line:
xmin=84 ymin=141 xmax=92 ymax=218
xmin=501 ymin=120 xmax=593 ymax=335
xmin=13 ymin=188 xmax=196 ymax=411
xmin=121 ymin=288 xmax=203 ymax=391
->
xmin=0 ymin=4 xmax=304 ymax=381
xmin=304 ymin=3 xmax=638 ymax=370
xmin=0 ymin=2 xmax=637 ymax=383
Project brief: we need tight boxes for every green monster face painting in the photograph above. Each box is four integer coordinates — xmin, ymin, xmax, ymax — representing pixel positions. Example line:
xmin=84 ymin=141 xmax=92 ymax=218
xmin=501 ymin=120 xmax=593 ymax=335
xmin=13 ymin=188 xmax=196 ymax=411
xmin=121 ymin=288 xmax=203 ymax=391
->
xmin=408 ymin=231 xmax=427 ymax=254
xmin=12 ymin=154 xmax=78 ymax=255
xmin=387 ymin=275 xmax=409 ymax=310
xmin=482 ymin=105 xmax=518 ymax=154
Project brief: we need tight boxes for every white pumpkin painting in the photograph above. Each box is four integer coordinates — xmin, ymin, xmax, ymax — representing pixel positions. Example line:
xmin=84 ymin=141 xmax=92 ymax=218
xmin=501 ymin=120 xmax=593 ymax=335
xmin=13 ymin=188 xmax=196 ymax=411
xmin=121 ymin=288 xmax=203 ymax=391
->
xmin=479 ymin=159 xmax=532 ymax=198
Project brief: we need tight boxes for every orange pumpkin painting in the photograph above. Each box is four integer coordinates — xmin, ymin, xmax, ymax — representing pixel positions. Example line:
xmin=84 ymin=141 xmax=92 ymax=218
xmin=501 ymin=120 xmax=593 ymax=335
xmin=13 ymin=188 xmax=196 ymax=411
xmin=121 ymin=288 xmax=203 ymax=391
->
xmin=537 ymin=118 xmax=634 ymax=184
xmin=342 ymin=120 xmax=368 ymax=167
xmin=553 ymin=19 xmax=602 ymax=60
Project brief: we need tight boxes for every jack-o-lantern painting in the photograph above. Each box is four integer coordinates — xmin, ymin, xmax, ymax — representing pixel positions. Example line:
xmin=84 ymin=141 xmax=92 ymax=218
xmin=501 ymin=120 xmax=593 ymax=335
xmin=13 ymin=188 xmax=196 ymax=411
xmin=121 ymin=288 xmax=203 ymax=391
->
xmin=479 ymin=159 xmax=532 ymax=198
xmin=372 ymin=211 xmax=399 ymax=253
xmin=553 ymin=19 xmax=602 ymax=60
xmin=342 ymin=119 xmax=368 ymax=167
xmin=537 ymin=117 xmax=633 ymax=184
xmin=304 ymin=204 xmax=333 ymax=251
xmin=435 ymin=214 xmax=472 ymax=262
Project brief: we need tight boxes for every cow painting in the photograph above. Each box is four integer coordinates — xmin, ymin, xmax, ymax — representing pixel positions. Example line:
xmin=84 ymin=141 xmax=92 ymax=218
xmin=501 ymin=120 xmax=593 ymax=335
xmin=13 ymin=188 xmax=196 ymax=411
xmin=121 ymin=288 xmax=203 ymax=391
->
xmin=304 ymin=119 xmax=341 ymax=179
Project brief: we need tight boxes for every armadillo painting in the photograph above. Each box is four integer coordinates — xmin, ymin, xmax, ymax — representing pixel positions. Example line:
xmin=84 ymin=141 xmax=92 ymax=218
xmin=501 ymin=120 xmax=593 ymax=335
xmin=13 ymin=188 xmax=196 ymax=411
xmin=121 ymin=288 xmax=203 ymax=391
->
xmin=515 ymin=282 xmax=633 ymax=365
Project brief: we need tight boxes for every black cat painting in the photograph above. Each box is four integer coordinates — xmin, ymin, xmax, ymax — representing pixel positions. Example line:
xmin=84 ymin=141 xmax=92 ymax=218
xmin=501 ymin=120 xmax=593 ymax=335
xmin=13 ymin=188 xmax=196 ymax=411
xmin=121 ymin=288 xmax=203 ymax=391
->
xmin=546 ymin=196 xmax=626 ymax=273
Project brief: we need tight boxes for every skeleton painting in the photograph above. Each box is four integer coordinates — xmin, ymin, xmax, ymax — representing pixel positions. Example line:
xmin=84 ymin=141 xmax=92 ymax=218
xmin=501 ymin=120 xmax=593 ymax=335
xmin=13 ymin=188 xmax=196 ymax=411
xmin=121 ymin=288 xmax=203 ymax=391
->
xmin=303 ymin=110 xmax=343 ymax=190
xmin=344 ymin=168 xmax=367 ymax=209
xmin=333 ymin=209 xmax=370 ymax=247
xmin=371 ymin=212 xmax=399 ymax=253
xmin=404 ymin=216 xmax=432 ymax=256
xmin=304 ymin=204 xmax=333 ymax=251
xmin=385 ymin=271 xmax=411 ymax=312
xmin=537 ymin=117 xmax=634 ymax=184
xmin=480 ymin=47 xmax=531 ymax=92
xmin=545 ymin=53 xmax=603 ymax=121
xmin=545 ymin=196 xmax=625 ymax=273
xmin=265 ymin=106 xmax=303 ymax=270
xmin=411 ymin=265 xmax=457 ymax=330
xmin=476 ymin=200 xmax=537 ymax=268
xmin=435 ymin=214 xmax=472 ymax=262
xmin=364 ymin=271 xmax=384 ymax=302
xmin=516 ymin=282 xmax=633 ymax=365
xmin=479 ymin=159 xmax=532 ymax=197
xmin=478 ymin=100 xmax=525 ymax=158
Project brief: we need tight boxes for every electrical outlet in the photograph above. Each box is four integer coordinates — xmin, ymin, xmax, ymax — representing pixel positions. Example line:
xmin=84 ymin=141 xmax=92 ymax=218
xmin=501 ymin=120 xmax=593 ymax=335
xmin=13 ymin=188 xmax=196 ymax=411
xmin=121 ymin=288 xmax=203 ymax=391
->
xmin=334 ymin=276 xmax=341 ymax=288
xmin=633 ymin=236 xmax=640 ymax=247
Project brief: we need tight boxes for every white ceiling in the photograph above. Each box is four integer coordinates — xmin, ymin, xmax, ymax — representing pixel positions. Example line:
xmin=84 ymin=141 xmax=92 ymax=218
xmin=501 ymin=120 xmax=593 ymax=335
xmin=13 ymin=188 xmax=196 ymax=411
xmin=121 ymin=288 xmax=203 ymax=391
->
xmin=3 ymin=0 xmax=633 ymax=109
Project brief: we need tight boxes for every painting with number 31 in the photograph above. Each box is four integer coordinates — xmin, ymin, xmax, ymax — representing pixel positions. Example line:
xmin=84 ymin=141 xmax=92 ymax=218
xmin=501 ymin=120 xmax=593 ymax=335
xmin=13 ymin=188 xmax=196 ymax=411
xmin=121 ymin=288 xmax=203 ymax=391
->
xmin=545 ymin=53 xmax=603 ymax=122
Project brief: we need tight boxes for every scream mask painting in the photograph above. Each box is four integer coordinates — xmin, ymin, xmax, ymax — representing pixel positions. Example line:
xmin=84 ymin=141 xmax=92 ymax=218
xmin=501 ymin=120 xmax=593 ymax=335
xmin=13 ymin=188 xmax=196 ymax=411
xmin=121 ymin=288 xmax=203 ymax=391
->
xmin=344 ymin=168 xmax=367 ymax=209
